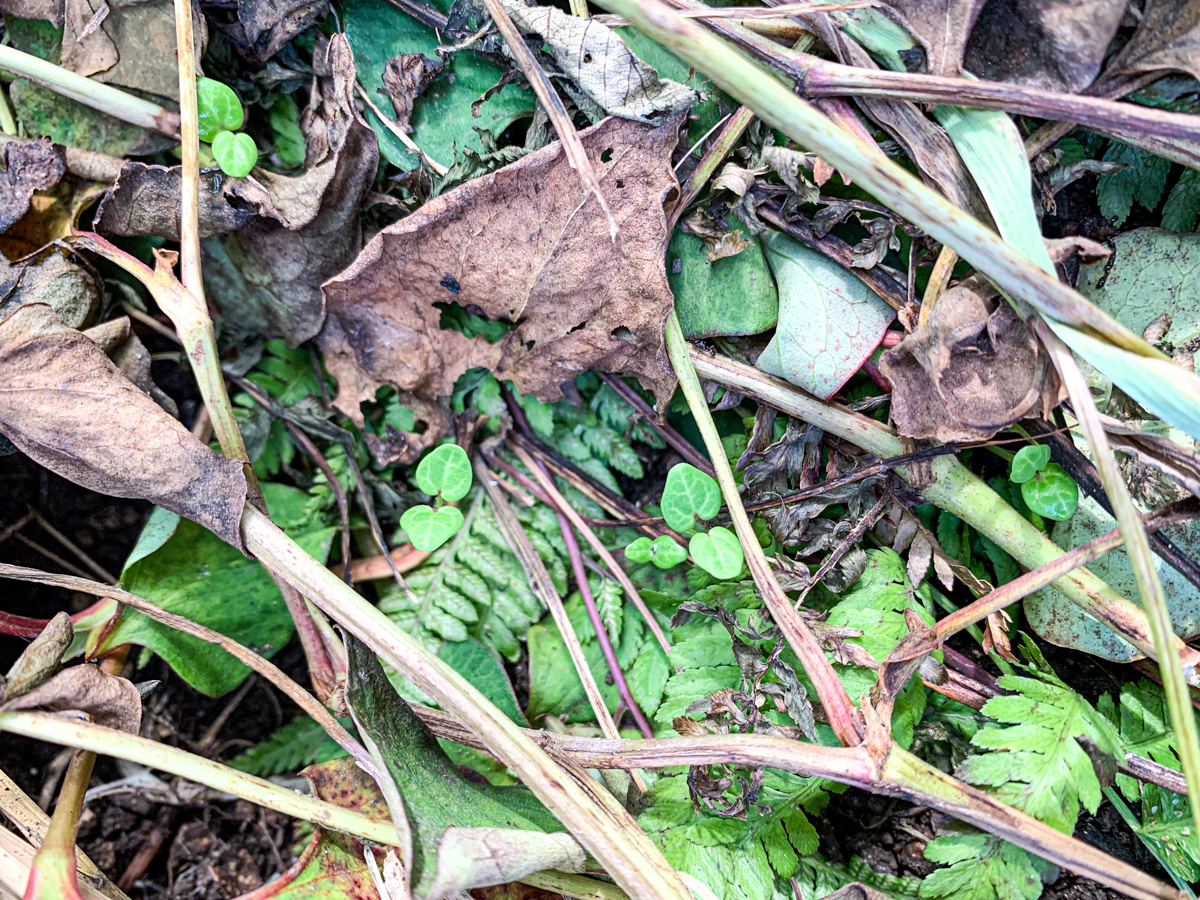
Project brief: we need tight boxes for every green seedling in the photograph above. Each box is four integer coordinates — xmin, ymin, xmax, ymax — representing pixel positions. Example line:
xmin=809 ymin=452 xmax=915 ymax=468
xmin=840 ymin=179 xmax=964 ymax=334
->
xmin=401 ymin=444 xmax=473 ymax=551
xmin=624 ymin=534 xmax=688 ymax=569
xmin=688 ymin=525 xmax=744 ymax=579
xmin=1021 ymin=463 xmax=1079 ymax=521
xmin=400 ymin=505 xmax=465 ymax=553
xmin=211 ymin=130 xmax=258 ymax=178
xmin=1009 ymin=444 xmax=1051 ymax=484
xmin=196 ymin=77 xmax=244 ymax=143
xmin=660 ymin=463 xmax=721 ymax=534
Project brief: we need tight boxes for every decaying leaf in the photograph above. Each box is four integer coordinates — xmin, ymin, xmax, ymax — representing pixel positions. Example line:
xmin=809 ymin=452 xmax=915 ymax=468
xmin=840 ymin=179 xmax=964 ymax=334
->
xmin=0 ymin=304 xmax=247 ymax=547
xmin=427 ymin=828 xmax=585 ymax=898
xmin=0 ymin=612 xmax=73 ymax=702
xmin=849 ymin=217 xmax=900 ymax=270
xmin=963 ymin=0 xmax=1126 ymax=92
xmin=876 ymin=0 xmax=987 ymax=77
xmin=0 ymin=137 xmax=65 ymax=235
xmin=0 ymin=249 xmax=101 ymax=330
xmin=500 ymin=0 xmax=696 ymax=119
xmin=681 ymin=211 xmax=752 ymax=262
xmin=82 ymin=316 xmax=179 ymax=416
xmin=61 ymin=0 xmax=205 ymax=102
xmin=1108 ymin=0 xmax=1200 ymax=85
xmin=320 ymin=115 xmax=681 ymax=464
xmin=234 ymin=0 xmax=327 ymax=63
xmin=0 ymin=663 xmax=141 ymax=733
xmin=880 ymin=277 xmax=1055 ymax=442
xmin=382 ymin=53 xmax=442 ymax=132
xmin=202 ymin=34 xmax=378 ymax=346
xmin=0 ymin=0 xmax=63 ymax=28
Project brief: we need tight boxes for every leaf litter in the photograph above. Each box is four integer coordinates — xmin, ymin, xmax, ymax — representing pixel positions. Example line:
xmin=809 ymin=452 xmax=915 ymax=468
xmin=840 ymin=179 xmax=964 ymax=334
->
xmin=6 ymin=1 xmax=1200 ymax=900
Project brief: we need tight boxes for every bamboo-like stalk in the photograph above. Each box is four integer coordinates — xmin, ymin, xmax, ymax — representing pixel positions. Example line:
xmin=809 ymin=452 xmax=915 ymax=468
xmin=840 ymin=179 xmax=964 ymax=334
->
xmin=0 ymin=45 xmax=179 ymax=137
xmin=238 ymin=505 xmax=692 ymax=900
xmin=0 ymin=713 xmax=398 ymax=844
xmin=664 ymin=313 xmax=863 ymax=745
xmin=690 ymin=350 xmax=1200 ymax=678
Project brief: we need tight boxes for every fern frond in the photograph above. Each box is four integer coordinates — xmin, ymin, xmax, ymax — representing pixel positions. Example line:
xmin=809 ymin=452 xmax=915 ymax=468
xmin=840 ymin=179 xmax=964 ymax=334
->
xmin=227 ymin=716 xmax=347 ymax=777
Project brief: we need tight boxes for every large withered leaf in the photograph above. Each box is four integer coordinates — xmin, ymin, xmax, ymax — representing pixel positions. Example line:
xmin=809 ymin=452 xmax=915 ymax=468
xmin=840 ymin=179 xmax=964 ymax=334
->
xmin=963 ymin=0 xmax=1126 ymax=92
xmin=0 ymin=137 xmax=64 ymax=235
xmin=0 ymin=663 xmax=141 ymax=733
xmin=0 ymin=612 xmax=73 ymax=701
xmin=201 ymin=34 xmax=378 ymax=346
xmin=1109 ymin=0 xmax=1200 ymax=84
xmin=320 ymin=115 xmax=680 ymax=464
xmin=0 ymin=304 xmax=247 ymax=547
xmin=876 ymin=0 xmax=987 ymax=77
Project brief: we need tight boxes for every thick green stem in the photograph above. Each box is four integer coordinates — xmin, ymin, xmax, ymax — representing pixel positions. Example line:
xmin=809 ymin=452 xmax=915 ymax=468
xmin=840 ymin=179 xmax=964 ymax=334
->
xmin=691 ymin=351 xmax=1200 ymax=678
xmin=0 ymin=45 xmax=179 ymax=137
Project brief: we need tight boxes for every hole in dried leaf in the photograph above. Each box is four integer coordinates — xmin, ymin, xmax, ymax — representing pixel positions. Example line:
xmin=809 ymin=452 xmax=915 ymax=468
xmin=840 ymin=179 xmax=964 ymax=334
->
xmin=611 ymin=326 xmax=635 ymax=343
xmin=600 ymin=148 xmax=613 ymax=163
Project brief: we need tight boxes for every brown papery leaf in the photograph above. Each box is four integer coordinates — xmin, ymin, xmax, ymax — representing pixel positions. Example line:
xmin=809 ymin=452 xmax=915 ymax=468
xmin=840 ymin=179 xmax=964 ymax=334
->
xmin=0 ymin=0 xmax=63 ymax=27
xmin=320 ymin=115 xmax=681 ymax=464
xmin=0 ymin=138 xmax=64 ymax=235
xmin=234 ymin=0 xmax=327 ymax=63
xmin=426 ymin=828 xmax=585 ymax=898
xmin=1109 ymin=0 xmax=1200 ymax=84
xmin=1 ymin=612 xmax=73 ymax=702
xmin=963 ymin=0 xmax=1126 ymax=92
xmin=877 ymin=0 xmax=988 ymax=77
xmin=0 ymin=249 xmax=101 ymax=330
xmin=0 ymin=663 xmax=141 ymax=733
xmin=0 ymin=304 xmax=247 ymax=547
xmin=83 ymin=316 xmax=179 ymax=416
xmin=880 ymin=277 xmax=1054 ymax=442
xmin=382 ymin=53 xmax=442 ymax=131
xmin=871 ymin=609 xmax=941 ymax=724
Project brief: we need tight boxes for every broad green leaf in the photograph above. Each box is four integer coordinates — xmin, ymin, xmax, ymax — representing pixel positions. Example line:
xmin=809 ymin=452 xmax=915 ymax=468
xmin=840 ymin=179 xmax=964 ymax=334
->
xmin=343 ymin=0 xmax=533 ymax=171
xmin=400 ymin=504 xmax=464 ymax=552
xmin=1077 ymin=229 xmax=1200 ymax=350
xmin=757 ymin=230 xmax=894 ymax=400
xmin=668 ymin=220 xmax=779 ymax=340
xmin=415 ymin=443 xmax=472 ymax=501
xmin=195 ymin=77 xmax=244 ymax=143
xmin=344 ymin=639 xmax=566 ymax=896
xmin=1019 ymin=463 xmax=1078 ymax=521
xmin=1009 ymin=444 xmax=1050 ymax=484
xmin=438 ymin=638 xmax=528 ymax=726
xmin=689 ymin=526 xmax=744 ymax=579
xmin=660 ymin=463 xmax=721 ymax=534
xmin=104 ymin=484 xmax=335 ymax=696
xmin=624 ymin=535 xmax=687 ymax=569
xmin=1026 ymin=495 xmax=1200 ymax=661
xmin=210 ymin=130 xmax=258 ymax=178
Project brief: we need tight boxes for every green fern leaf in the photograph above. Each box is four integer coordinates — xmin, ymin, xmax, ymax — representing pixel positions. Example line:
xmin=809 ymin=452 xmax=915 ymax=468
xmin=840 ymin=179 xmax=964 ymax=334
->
xmin=596 ymin=577 xmax=624 ymax=644
xmin=920 ymin=833 xmax=1046 ymax=900
xmin=228 ymin=716 xmax=348 ymax=777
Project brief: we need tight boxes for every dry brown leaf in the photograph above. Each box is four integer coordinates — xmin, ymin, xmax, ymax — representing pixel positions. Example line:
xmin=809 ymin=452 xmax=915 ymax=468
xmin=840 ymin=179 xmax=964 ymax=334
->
xmin=234 ymin=0 xmax=327 ymax=63
xmin=0 ymin=663 xmax=141 ymax=733
xmin=320 ymin=115 xmax=681 ymax=464
xmin=201 ymin=34 xmax=377 ymax=346
xmin=963 ymin=0 xmax=1126 ymax=92
xmin=0 ymin=612 xmax=73 ymax=702
xmin=871 ymin=609 xmax=941 ymax=726
xmin=0 ymin=0 xmax=62 ymax=27
xmin=0 ymin=249 xmax=101 ymax=330
xmin=877 ymin=0 xmax=987 ymax=77
xmin=1109 ymin=0 xmax=1200 ymax=84
xmin=427 ymin=828 xmax=585 ymax=898
xmin=681 ymin=210 xmax=752 ymax=262
xmin=906 ymin=531 xmax=932 ymax=588
xmin=0 ymin=138 xmax=65 ymax=235
xmin=502 ymin=1 xmax=696 ymax=119
xmin=880 ymin=277 xmax=1055 ymax=442
xmin=382 ymin=53 xmax=442 ymax=132
xmin=83 ymin=316 xmax=179 ymax=416
xmin=0 ymin=303 xmax=248 ymax=546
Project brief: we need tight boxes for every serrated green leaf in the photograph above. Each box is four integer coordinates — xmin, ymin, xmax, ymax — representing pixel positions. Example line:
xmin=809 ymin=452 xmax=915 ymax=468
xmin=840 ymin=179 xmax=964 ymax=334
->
xmin=1097 ymin=142 xmax=1171 ymax=226
xmin=438 ymin=638 xmax=528 ymax=726
xmin=1163 ymin=170 xmax=1200 ymax=232
xmin=229 ymin=715 xmax=349 ymax=776
xmin=920 ymin=833 xmax=1044 ymax=900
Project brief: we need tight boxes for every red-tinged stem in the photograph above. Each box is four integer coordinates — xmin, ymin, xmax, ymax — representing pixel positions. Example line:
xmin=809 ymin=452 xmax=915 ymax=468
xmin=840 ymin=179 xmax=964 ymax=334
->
xmin=557 ymin=512 xmax=654 ymax=738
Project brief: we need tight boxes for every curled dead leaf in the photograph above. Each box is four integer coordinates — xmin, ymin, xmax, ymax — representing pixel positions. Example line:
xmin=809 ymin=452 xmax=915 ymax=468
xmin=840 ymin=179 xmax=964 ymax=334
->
xmin=0 ymin=663 xmax=141 ymax=733
xmin=426 ymin=828 xmax=586 ymax=899
xmin=82 ymin=316 xmax=179 ymax=416
xmin=320 ymin=115 xmax=681 ymax=464
xmin=1108 ymin=0 xmax=1200 ymax=85
xmin=0 ymin=138 xmax=65 ymax=235
xmin=382 ymin=53 xmax=443 ymax=132
xmin=880 ymin=277 xmax=1057 ymax=442
xmin=234 ymin=0 xmax=327 ymax=62
xmin=876 ymin=0 xmax=987 ymax=77
xmin=0 ymin=304 xmax=248 ymax=547
xmin=0 ymin=612 xmax=73 ymax=702
xmin=871 ymin=609 xmax=941 ymax=725
xmin=681 ymin=211 xmax=752 ymax=262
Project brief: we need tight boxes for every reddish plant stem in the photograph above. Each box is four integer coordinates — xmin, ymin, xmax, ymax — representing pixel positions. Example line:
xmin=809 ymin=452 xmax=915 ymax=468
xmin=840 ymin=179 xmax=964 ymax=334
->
xmin=556 ymin=510 xmax=654 ymax=738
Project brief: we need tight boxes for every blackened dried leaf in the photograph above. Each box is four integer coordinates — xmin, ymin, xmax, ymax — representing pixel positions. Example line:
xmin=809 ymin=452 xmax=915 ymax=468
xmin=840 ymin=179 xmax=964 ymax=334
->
xmin=382 ymin=53 xmax=443 ymax=131
xmin=1 ymin=612 xmax=73 ymax=701
xmin=0 ymin=304 xmax=247 ymax=547
xmin=849 ymin=217 xmax=900 ymax=270
xmin=236 ymin=0 xmax=328 ymax=63
xmin=0 ymin=663 xmax=141 ymax=733
xmin=0 ymin=138 xmax=64 ymax=234
xmin=963 ymin=0 xmax=1126 ymax=92
xmin=321 ymin=115 xmax=680 ymax=464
